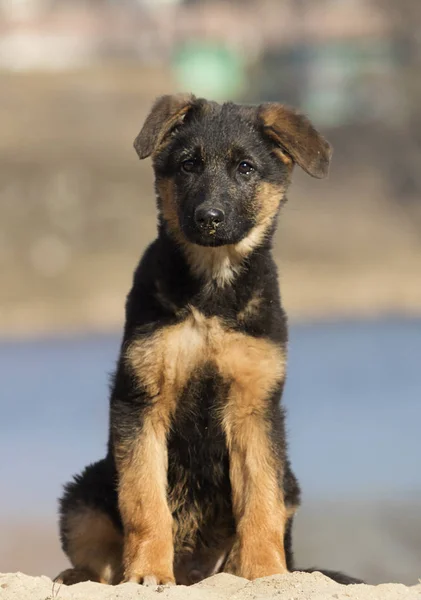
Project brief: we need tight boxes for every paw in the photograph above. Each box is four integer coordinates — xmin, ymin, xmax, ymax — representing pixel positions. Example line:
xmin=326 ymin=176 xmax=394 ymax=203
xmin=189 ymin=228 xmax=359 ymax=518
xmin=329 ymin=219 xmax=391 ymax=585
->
xmin=228 ymin=544 xmax=288 ymax=580
xmin=54 ymin=568 xmax=99 ymax=586
xmin=124 ymin=572 xmax=175 ymax=586
xmin=123 ymin=531 xmax=175 ymax=586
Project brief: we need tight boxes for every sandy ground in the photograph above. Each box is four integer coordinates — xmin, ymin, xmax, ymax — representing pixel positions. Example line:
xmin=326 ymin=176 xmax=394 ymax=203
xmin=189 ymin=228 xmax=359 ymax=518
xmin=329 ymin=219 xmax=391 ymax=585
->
xmin=1 ymin=571 xmax=420 ymax=600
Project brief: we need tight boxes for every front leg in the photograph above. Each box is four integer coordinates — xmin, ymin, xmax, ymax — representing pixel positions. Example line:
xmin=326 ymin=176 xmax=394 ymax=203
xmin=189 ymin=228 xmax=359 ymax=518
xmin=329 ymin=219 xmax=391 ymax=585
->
xmin=220 ymin=338 xmax=289 ymax=580
xmin=224 ymin=412 xmax=288 ymax=579
xmin=111 ymin=366 xmax=175 ymax=585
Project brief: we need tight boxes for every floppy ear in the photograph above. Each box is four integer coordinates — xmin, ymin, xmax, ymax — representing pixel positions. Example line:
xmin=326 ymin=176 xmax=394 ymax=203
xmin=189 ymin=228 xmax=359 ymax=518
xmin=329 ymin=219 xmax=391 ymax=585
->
xmin=134 ymin=93 xmax=196 ymax=159
xmin=258 ymin=103 xmax=332 ymax=178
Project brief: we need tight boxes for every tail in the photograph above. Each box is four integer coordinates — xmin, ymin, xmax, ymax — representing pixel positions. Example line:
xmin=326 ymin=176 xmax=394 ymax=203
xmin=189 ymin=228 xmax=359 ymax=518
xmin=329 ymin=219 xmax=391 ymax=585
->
xmin=296 ymin=568 xmax=364 ymax=585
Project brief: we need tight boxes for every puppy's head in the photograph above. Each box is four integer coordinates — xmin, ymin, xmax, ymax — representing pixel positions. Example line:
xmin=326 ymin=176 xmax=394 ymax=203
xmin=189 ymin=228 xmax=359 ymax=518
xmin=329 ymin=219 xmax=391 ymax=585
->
xmin=134 ymin=94 xmax=332 ymax=250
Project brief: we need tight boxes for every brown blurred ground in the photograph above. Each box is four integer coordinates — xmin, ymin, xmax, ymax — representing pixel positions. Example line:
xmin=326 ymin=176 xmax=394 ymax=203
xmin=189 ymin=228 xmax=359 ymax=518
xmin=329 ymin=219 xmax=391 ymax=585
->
xmin=1 ymin=66 xmax=420 ymax=337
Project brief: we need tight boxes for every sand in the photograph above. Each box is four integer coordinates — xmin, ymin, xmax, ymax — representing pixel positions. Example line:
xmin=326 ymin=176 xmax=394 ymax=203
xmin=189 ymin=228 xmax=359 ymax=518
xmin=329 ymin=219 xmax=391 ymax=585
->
xmin=1 ymin=572 xmax=420 ymax=600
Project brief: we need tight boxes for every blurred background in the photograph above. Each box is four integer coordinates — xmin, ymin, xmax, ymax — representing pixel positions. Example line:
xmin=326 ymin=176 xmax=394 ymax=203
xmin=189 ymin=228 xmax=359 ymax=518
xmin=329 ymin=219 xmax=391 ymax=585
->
xmin=0 ymin=0 xmax=420 ymax=586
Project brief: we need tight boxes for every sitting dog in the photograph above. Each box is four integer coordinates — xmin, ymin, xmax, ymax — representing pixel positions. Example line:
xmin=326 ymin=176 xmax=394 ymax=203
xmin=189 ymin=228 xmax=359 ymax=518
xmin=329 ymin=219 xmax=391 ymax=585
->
xmin=56 ymin=94 xmax=362 ymax=587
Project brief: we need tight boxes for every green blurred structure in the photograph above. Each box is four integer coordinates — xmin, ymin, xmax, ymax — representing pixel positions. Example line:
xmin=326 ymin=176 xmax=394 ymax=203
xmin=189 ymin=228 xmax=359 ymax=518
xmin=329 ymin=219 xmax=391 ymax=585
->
xmin=173 ymin=41 xmax=245 ymax=100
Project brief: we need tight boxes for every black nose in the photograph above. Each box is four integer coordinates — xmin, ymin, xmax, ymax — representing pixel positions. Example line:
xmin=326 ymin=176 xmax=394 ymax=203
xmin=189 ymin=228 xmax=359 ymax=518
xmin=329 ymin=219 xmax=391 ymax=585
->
xmin=194 ymin=206 xmax=225 ymax=229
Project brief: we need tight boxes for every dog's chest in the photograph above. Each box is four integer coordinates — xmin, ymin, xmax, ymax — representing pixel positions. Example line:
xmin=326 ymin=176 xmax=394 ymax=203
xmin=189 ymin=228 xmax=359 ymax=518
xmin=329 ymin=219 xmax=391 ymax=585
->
xmin=126 ymin=306 xmax=285 ymax=414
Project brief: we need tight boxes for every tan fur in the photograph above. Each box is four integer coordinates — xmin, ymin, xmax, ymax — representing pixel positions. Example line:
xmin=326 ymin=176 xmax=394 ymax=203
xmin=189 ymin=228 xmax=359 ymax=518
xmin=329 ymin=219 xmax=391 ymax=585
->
xmin=61 ymin=507 xmax=123 ymax=585
xmin=126 ymin=308 xmax=285 ymax=413
xmin=115 ymin=412 xmax=175 ymax=584
xmin=126 ymin=307 xmax=287 ymax=580
xmin=120 ymin=312 xmax=216 ymax=583
xmin=126 ymin=308 xmax=207 ymax=403
xmin=220 ymin=331 xmax=288 ymax=579
xmin=254 ymin=181 xmax=286 ymax=227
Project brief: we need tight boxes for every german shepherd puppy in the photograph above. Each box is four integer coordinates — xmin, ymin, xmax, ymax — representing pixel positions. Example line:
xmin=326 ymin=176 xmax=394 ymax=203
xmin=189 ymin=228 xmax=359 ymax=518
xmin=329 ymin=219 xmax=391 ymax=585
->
xmin=56 ymin=95 xmax=361 ymax=587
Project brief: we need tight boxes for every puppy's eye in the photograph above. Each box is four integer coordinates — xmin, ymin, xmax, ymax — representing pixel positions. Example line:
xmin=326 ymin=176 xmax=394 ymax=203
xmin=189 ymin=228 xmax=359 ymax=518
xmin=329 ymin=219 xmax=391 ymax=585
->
xmin=181 ymin=159 xmax=196 ymax=173
xmin=238 ymin=161 xmax=254 ymax=175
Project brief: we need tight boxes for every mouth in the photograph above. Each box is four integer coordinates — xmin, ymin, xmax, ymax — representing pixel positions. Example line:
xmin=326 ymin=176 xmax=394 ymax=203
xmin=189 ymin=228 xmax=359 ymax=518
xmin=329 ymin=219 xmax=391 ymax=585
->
xmin=180 ymin=219 xmax=230 ymax=247
xmin=185 ymin=230 xmax=228 ymax=247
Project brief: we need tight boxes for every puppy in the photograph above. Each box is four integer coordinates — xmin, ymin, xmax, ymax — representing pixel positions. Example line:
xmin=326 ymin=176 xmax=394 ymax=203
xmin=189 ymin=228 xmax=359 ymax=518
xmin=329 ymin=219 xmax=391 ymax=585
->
xmin=56 ymin=95 xmax=362 ymax=587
